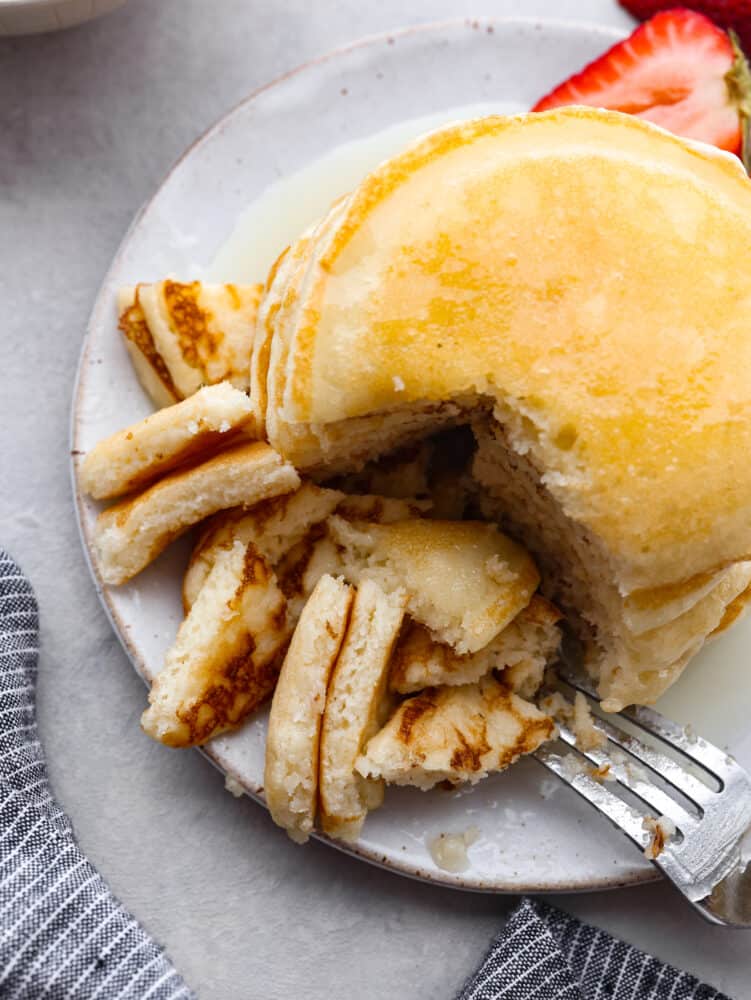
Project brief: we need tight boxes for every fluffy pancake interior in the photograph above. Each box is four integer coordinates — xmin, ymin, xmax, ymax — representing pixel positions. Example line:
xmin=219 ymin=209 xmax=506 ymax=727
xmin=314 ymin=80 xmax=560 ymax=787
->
xmin=471 ymin=416 xmax=751 ymax=709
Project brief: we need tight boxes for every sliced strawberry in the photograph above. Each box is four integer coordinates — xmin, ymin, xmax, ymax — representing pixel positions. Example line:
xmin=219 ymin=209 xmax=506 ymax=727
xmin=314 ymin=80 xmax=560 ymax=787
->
xmin=620 ymin=0 xmax=751 ymax=57
xmin=532 ymin=9 xmax=751 ymax=165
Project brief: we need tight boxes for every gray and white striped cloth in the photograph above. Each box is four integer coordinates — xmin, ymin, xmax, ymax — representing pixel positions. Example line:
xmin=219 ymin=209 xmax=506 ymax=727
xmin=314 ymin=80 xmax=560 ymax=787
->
xmin=0 ymin=549 xmax=194 ymax=1000
xmin=0 ymin=547 xmax=733 ymax=1000
xmin=456 ymin=898 xmax=730 ymax=1000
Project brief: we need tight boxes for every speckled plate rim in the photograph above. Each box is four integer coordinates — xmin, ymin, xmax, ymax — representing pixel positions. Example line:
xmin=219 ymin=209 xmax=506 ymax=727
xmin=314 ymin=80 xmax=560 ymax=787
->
xmin=70 ymin=15 xmax=660 ymax=895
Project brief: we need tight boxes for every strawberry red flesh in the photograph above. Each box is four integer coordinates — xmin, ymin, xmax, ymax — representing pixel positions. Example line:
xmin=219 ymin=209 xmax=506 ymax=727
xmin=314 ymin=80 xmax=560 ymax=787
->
xmin=533 ymin=9 xmax=745 ymax=156
xmin=620 ymin=0 xmax=751 ymax=57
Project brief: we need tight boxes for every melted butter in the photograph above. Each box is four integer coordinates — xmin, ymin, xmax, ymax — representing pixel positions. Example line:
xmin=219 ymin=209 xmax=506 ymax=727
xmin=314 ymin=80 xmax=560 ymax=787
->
xmin=208 ymin=102 xmax=521 ymax=283
xmin=429 ymin=827 xmax=480 ymax=873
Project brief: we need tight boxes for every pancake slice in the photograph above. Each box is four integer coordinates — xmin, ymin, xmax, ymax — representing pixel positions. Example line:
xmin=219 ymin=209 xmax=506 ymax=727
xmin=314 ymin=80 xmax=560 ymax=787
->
xmin=356 ymin=676 xmax=555 ymax=790
xmin=141 ymin=539 xmax=289 ymax=747
xmin=94 ymin=441 xmax=300 ymax=585
xmin=80 ymin=382 xmax=256 ymax=501
xmin=319 ymin=580 xmax=407 ymax=842
xmin=117 ymin=287 xmax=179 ymax=408
xmin=327 ymin=517 xmax=539 ymax=654
xmin=182 ymin=482 xmax=344 ymax=612
xmin=390 ymin=596 xmax=562 ymax=698
xmin=119 ymin=281 xmax=263 ymax=406
xmin=264 ymin=574 xmax=353 ymax=843
xmin=183 ymin=486 xmax=427 ymax=613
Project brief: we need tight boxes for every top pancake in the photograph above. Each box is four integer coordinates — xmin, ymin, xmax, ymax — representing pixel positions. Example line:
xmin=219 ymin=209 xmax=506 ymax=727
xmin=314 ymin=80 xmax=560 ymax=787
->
xmin=266 ymin=108 xmax=751 ymax=592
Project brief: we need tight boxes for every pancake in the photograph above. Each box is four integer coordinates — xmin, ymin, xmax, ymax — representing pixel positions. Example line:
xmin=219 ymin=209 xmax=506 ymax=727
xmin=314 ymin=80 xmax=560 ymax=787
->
xmin=142 ymin=539 xmax=288 ymax=747
xmin=326 ymin=517 xmax=539 ymax=654
xmin=119 ymin=280 xmax=262 ymax=406
xmin=182 ymin=485 xmax=428 ymax=614
xmin=319 ymin=580 xmax=406 ymax=842
xmin=80 ymin=381 xmax=256 ymax=500
xmin=182 ymin=482 xmax=344 ymax=612
xmin=390 ymin=596 xmax=562 ymax=698
xmin=248 ymin=247 xmax=291 ymax=435
xmin=94 ymin=441 xmax=299 ymax=585
xmin=264 ymin=574 xmax=353 ymax=843
xmin=263 ymin=198 xmax=352 ymax=467
xmin=356 ymin=676 xmax=555 ymax=790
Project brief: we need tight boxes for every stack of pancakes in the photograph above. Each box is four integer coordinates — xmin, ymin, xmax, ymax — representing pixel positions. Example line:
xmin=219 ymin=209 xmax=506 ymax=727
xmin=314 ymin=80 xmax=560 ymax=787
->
xmin=245 ymin=108 xmax=751 ymax=713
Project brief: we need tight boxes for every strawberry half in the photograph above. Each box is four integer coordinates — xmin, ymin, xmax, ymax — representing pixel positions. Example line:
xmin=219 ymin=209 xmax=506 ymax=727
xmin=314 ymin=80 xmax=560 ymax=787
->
xmin=532 ymin=9 xmax=751 ymax=167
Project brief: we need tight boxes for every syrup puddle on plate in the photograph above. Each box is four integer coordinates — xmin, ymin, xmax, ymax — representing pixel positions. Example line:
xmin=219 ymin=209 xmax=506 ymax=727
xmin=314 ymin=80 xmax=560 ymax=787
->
xmin=207 ymin=101 xmax=521 ymax=283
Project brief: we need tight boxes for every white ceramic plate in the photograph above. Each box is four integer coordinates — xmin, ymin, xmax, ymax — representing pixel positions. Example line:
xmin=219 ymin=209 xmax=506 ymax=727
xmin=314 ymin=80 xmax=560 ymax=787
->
xmin=72 ymin=17 xmax=751 ymax=893
xmin=0 ymin=0 xmax=126 ymax=36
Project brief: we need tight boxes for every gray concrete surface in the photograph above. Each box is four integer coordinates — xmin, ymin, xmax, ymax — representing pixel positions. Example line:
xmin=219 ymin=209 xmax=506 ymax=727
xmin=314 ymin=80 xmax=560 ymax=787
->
xmin=2 ymin=1 xmax=750 ymax=996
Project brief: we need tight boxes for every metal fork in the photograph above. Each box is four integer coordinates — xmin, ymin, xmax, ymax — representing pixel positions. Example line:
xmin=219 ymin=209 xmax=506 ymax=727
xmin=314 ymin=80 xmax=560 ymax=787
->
xmin=533 ymin=669 xmax=751 ymax=927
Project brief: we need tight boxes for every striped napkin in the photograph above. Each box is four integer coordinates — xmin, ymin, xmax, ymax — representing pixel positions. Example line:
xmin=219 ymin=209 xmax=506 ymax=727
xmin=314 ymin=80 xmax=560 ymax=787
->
xmin=0 ymin=548 xmax=733 ymax=1000
xmin=0 ymin=550 xmax=193 ymax=1000
xmin=456 ymin=897 xmax=730 ymax=1000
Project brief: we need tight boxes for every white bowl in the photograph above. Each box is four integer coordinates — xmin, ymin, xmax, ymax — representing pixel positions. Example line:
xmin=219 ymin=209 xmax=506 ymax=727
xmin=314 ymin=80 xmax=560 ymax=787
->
xmin=0 ymin=0 xmax=126 ymax=36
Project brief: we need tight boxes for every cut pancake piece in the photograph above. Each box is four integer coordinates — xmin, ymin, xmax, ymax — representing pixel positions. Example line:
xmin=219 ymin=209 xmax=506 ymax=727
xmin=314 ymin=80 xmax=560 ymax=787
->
xmin=319 ymin=581 xmax=407 ymax=842
xmin=182 ymin=486 xmax=426 ymax=613
xmin=356 ymin=676 xmax=554 ymax=790
xmin=390 ymin=596 xmax=562 ymax=698
xmin=327 ymin=517 xmax=539 ymax=654
xmin=79 ymin=382 xmax=256 ymax=501
xmin=141 ymin=539 xmax=288 ymax=747
xmin=117 ymin=287 xmax=179 ymax=409
xmin=182 ymin=482 xmax=344 ymax=612
xmin=119 ymin=281 xmax=263 ymax=406
xmin=94 ymin=441 xmax=300 ymax=585
xmin=264 ymin=574 xmax=353 ymax=843
xmin=273 ymin=493 xmax=430 ymax=624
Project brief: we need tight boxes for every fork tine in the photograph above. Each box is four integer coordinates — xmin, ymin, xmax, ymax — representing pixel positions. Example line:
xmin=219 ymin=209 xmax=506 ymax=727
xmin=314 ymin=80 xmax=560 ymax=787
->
xmin=558 ymin=677 xmax=714 ymax=806
xmin=623 ymin=704 xmax=744 ymax=782
xmin=534 ymin=744 xmax=651 ymax=850
xmin=558 ymin=663 xmax=742 ymax=782
xmin=555 ymin=721 xmax=697 ymax=833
